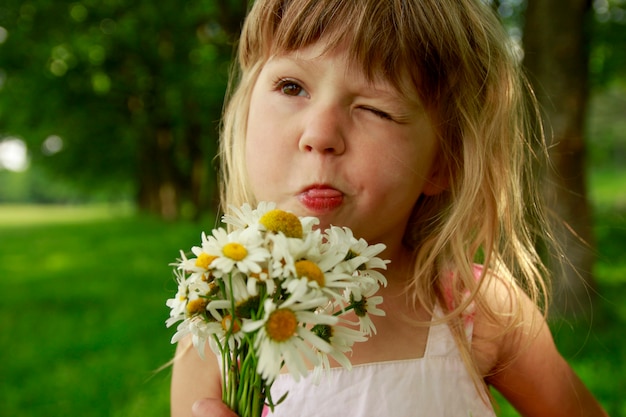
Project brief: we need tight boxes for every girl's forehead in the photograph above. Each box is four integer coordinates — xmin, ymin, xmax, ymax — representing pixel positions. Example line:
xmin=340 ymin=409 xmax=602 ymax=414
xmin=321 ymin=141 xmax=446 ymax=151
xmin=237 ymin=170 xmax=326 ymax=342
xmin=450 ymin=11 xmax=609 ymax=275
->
xmin=266 ymin=40 xmax=421 ymax=103
xmin=241 ymin=0 xmax=454 ymax=112
xmin=263 ymin=13 xmax=412 ymax=85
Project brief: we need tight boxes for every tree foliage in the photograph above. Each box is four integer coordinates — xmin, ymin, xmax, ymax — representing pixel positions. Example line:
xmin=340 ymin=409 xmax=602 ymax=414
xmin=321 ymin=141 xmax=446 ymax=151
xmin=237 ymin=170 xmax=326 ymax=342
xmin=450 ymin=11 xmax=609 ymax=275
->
xmin=0 ymin=0 xmax=249 ymax=219
xmin=487 ymin=0 xmax=626 ymax=88
xmin=0 ymin=0 xmax=624 ymax=221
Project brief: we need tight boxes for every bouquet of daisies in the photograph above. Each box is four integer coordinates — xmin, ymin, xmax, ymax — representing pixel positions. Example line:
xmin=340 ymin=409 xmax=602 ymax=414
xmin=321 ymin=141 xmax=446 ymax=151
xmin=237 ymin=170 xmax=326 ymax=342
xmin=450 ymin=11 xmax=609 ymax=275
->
xmin=166 ymin=202 xmax=389 ymax=417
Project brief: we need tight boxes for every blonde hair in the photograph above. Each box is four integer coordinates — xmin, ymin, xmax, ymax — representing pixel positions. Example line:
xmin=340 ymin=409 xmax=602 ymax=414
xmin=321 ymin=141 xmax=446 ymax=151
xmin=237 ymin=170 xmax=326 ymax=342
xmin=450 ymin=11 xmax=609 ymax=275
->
xmin=218 ymin=0 xmax=553 ymax=401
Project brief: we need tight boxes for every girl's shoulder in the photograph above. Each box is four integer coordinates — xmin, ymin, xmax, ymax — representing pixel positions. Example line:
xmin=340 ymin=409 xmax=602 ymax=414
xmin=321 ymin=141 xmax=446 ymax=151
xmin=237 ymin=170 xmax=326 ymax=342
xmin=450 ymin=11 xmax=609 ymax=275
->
xmin=437 ymin=264 xmax=539 ymax=376
xmin=470 ymin=266 xmax=545 ymax=377
xmin=471 ymin=270 xmax=608 ymax=416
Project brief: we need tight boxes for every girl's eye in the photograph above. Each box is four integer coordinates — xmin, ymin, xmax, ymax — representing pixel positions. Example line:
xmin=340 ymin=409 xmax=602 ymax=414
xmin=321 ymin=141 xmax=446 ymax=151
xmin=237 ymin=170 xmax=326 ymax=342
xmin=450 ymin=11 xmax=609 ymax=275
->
xmin=276 ymin=79 xmax=308 ymax=97
xmin=362 ymin=106 xmax=393 ymax=121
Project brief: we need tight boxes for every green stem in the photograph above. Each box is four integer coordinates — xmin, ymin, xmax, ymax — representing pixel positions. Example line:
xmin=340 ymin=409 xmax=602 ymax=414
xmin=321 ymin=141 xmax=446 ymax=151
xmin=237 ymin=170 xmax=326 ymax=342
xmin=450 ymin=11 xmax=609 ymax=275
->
xmin=336 ymin=304 xmax=355 ymax=316
xmin=220 ymin=273 xmax=270 ymax=417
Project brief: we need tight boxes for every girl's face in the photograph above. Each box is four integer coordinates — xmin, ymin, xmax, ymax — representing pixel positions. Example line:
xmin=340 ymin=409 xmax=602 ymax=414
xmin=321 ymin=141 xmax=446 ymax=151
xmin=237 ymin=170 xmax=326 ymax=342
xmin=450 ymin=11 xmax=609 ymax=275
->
xmin=245 ymin=42 xmax=445 ymax=254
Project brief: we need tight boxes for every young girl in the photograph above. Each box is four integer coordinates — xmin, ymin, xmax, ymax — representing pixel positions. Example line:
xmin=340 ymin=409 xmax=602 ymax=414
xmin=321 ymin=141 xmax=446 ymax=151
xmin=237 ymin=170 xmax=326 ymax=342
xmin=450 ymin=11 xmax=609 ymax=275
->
xmin=171 ymin=0 xmax=608 ymax=415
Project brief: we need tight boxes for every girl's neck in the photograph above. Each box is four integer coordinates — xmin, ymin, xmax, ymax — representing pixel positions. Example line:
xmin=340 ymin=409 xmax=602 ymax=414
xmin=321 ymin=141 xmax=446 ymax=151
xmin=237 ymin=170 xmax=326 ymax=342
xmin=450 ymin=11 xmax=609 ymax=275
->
xmin=381 ymin=243 xmax=416 ymax=296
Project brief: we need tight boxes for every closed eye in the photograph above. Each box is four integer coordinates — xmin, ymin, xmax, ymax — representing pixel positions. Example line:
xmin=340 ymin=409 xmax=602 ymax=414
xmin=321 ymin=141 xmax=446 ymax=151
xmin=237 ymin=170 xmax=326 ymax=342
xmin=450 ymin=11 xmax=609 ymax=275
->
xmin=361 ymin=106 xmax=393 ymax=121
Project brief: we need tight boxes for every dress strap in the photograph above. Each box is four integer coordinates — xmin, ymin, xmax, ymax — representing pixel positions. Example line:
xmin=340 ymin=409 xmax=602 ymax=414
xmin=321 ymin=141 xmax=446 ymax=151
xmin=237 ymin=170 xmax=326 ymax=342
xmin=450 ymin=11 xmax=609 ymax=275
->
xmin=427 ymin=265 xmax=484 ymax=356
xmin=424 ymin=304 xmax=460 ymax=357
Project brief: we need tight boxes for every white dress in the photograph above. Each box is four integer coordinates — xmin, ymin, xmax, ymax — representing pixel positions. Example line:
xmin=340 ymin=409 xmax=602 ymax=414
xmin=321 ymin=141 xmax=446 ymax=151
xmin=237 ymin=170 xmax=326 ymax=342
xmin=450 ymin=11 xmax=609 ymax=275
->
xmin=263 ymin=307 xmax=496 ymax=417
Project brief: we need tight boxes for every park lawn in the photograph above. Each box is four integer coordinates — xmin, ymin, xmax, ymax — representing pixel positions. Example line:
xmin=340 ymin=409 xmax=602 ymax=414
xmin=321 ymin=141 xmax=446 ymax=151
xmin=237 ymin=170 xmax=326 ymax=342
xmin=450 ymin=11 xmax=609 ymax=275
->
xmin=0 ymin=206 xmax=213 ymax=417
xmin=0 ymin=189 xmax=624 ymax=416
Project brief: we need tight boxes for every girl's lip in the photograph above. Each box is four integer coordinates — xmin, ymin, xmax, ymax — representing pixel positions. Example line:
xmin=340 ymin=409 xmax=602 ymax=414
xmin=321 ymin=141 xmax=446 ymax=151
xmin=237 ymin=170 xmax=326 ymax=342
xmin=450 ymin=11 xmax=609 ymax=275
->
xmin=298 ymin=185 xmax=344 ymax=213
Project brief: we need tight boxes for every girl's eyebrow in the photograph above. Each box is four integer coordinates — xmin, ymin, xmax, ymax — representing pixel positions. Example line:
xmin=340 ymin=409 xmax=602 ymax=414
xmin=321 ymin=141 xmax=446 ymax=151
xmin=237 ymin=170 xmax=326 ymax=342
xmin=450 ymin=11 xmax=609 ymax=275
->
xmin=361 ymin=83 xmax=424 ymax=111
xmin=267 ymin=52 xmax=422 ymax=110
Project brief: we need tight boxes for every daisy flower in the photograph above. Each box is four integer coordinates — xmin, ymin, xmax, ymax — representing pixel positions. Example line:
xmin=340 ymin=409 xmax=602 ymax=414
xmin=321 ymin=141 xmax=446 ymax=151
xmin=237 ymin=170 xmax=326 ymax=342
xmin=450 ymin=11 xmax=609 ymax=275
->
xmin=344 ymin=284 xmax=386 ymax=336
xmin=242 ymin=293 xmax=336 ymax=383
xmin=245 ymin=267 xmax=275 ymax=295
xmin=206 ymin=272 xmax=260 ymax=322
xmin=299 ymin=215 xmax=321 ymax=236
xmin=168 ymin=286 xmax=223 ymax=356
xmin=310 ymin=322 xmax=367 ymax=383
xmin=293 ymin=258 xmax=357 ymax=304
xmin=178 ymin=243 xmax=219 ymax=274
xmin=222 ymin=201 xmax=276 ymax=230
xmin=326 ymin=226 xmax=389 ymax=287
xmin=264 ymin=229 xmax=324 ymax=279
xmin=259 ymin=208 xmax=305 ymax=239
xmin=166 ymin=269 xmax=192 ymax=325
xmin=269 ymin=228 xmax=353 ymax=298
xmin=263 ymin=231 xmax=302 ymax=280
xmin=202 ymin=227 xmax=269 ymax=275
xmin=166 ymin=269 xmax=217 ymax=328
xmin=204 ymin=300 xmax=247 ymax=354
xmin=171 ymin=316 xmax=224 ymax=359
xmin=165 ymin=202 xmax=390 ymax=417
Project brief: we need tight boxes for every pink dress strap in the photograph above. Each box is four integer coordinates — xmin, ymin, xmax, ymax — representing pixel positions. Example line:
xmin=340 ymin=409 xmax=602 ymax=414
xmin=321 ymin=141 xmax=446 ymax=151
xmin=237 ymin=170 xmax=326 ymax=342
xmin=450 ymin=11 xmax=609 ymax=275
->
xmin=441 ymin=264 xmax=483 ymax=341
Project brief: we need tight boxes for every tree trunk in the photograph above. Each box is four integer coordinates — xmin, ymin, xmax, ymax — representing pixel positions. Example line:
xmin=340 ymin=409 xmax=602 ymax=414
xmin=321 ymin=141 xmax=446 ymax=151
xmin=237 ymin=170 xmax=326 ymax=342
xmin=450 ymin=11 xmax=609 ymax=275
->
xmin=133 ymin=0 xmax=248 ymax=221
xmin=136 ymin=125 xmax=181 ymax=221
xmin=523 ymin=0 xmax=596 ymax=317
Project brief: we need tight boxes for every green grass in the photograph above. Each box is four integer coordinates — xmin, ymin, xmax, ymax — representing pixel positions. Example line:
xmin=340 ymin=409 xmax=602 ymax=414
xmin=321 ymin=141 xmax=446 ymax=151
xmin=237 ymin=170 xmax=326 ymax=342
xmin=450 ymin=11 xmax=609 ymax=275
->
xmin=0 ymin=203 xmax=135 ymax=227
xmin=0 ymin=180 xmax=624 ymax=416
xmin=0 ymin=206 xmax=215 ymax=417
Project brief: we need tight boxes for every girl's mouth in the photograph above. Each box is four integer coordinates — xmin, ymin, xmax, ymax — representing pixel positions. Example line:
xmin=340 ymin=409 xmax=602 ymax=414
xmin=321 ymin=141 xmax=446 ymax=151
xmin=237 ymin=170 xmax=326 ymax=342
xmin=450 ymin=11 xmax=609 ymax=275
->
xmin=298 ymin=185 xmax=343 ymax=213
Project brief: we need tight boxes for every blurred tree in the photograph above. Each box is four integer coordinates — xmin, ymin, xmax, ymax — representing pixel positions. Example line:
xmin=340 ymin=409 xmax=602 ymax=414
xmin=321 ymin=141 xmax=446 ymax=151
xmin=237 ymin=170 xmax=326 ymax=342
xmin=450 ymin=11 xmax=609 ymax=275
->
xmin=523 ymin=0 xmax=596 ymax=316
xmin=488 ymin=0 xmax=626 ymax=315
xmin=0 ymin=0 xmax=249 ymax=220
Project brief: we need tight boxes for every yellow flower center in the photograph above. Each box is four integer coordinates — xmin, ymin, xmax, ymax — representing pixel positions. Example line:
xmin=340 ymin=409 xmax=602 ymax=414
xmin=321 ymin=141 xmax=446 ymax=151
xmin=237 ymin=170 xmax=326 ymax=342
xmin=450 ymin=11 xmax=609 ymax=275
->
xmin=259 ymin=209 xmax=303 ymax=239
xmin=222 ymin=242 xmax=247 ymax=261
xmin=196 ymin=253 xmax=218 ymax=269
xmin=186 ymin=298 xmax=208 ymax=317
xmin=221 ymin=314 xmax=241 ymax=333
xmin=265 ymin=309 xmax=298 ymax=342
xmin=295 ymin=260 xmax=325 ymax=287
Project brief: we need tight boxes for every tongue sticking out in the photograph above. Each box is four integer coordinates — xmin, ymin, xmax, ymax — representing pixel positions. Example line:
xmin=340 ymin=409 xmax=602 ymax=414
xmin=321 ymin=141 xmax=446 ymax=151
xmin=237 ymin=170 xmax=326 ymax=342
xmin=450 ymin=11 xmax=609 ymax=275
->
xmin=299 ymin=186 xmax=343 ymax=212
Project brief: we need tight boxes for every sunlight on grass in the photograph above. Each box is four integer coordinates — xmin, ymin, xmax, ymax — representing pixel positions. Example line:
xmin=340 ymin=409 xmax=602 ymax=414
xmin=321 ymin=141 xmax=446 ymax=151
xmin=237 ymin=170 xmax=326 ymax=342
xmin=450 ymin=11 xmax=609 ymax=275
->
xmin=0 ymin=207 xmax=207 ymax=417
xmin=0 ymin=203 xmax=134 ymax=226
xmin=589 ymin=170 xmax=626 ymax=210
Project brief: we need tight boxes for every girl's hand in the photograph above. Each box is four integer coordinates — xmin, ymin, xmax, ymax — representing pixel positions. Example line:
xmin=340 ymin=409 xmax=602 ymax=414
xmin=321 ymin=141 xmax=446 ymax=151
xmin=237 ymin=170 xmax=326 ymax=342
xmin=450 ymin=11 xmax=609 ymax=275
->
xmin=192 ymin=398 xmax=239 ymax=417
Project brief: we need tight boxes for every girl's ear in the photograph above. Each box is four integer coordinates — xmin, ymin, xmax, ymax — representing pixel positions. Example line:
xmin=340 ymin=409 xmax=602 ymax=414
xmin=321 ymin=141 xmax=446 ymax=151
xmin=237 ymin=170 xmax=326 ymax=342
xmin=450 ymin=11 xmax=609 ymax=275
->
xmin=422 ymin=152 xmax=450 ymax=196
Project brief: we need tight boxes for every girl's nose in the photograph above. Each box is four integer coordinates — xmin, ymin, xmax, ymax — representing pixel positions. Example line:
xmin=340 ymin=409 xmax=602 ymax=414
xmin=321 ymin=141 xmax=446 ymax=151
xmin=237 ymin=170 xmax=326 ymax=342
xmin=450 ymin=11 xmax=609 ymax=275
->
xmin=298 ymin=105 xmax=346 ymax=155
